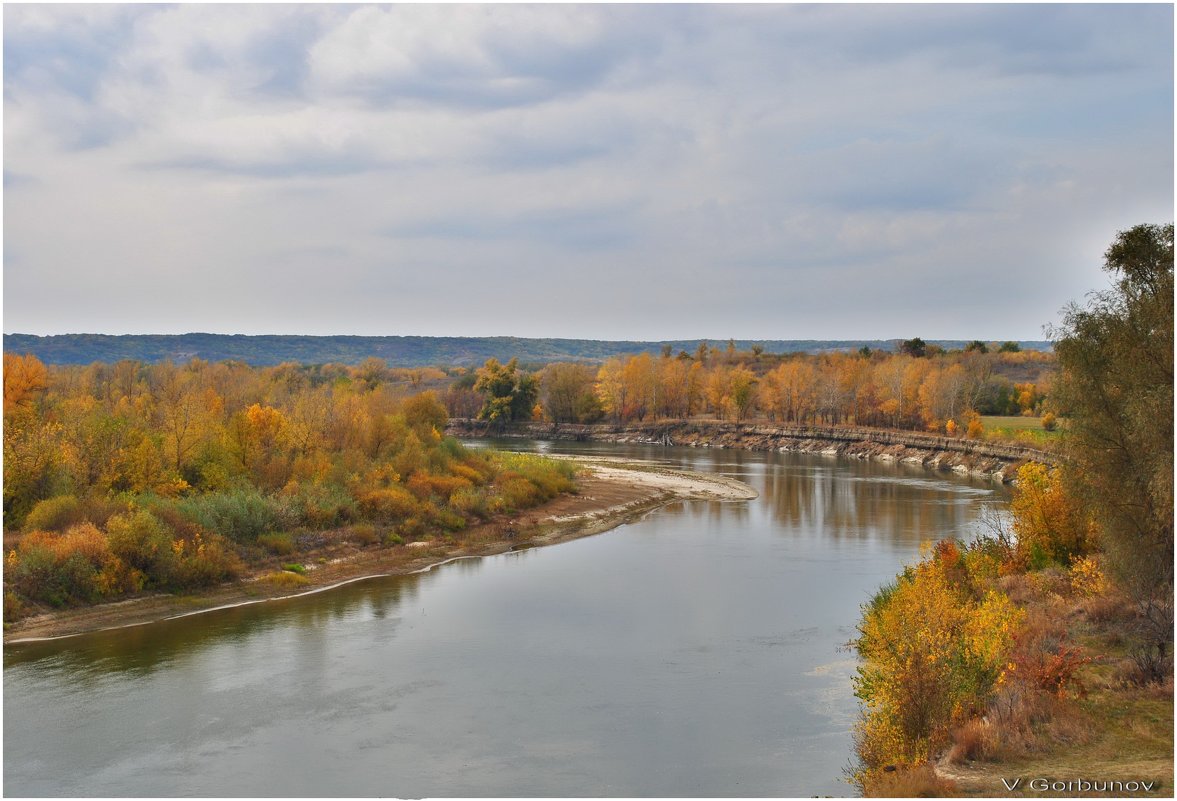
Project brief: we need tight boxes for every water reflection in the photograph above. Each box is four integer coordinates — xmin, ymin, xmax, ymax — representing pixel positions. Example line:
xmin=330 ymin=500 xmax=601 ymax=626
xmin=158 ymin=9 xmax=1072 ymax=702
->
xmin=5 ymin=443 xmax=1007 ymax=798
xmin=5 ymin=571 xmax=429 ymax=676
xmin=486 ymin=438 xmax=1006 ymax=547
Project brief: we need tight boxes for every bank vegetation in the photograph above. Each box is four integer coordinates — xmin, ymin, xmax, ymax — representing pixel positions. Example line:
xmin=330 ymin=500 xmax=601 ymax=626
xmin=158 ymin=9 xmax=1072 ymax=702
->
xmin=3 ymin=358 xmax=576 ymax=622
xmin=851 ymin=224 xmax=1173 ymax=796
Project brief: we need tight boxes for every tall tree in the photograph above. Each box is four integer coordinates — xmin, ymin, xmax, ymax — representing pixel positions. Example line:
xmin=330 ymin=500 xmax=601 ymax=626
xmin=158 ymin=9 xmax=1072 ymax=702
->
xmin=540 ymin=363 xmax=597 ymax=425
xmin=1051 ymin=223 xmax=1174 ymax=650
xmin=473 ymin=358 xmax=537 ymax=427
xmin=3 ymin=353 xmax=48 ymax=417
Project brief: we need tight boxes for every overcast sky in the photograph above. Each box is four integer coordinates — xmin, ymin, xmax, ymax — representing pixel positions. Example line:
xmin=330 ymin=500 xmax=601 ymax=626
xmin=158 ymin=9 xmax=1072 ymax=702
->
xmin=4 ymin=4 xmax=1173 ymax=341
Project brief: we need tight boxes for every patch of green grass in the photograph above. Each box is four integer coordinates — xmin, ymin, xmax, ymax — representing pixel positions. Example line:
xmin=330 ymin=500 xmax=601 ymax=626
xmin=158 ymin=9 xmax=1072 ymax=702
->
xmin=981 ymin=415 xmax=1064 ymax=449
xmin=281 ymin=563 xmax=306 ymax=574
xmin=981 ymin=415 xmax=1046 ymax=430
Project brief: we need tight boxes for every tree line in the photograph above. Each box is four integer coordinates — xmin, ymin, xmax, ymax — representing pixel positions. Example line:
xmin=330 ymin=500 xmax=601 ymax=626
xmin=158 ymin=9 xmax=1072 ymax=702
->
xmin=458 ymin=344 xmax=1055 ymax=435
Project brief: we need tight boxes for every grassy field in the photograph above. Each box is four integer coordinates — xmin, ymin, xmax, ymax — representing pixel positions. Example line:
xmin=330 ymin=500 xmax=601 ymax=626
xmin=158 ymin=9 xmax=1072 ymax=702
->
xmin=981 ymin=415 xmax=1063 ymax=449
xmin=981 ymin=415 xmax=1048 ymax=430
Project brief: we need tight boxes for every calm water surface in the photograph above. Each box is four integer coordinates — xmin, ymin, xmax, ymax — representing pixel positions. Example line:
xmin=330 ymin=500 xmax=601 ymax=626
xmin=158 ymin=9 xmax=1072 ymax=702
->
xmin=4 ymin=442 xmax=1007 ymax=797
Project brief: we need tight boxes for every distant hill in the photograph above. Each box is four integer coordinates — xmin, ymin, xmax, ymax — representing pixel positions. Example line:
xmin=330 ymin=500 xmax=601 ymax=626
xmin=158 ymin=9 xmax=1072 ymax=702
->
xmin=2 ymin=333 xmax=1053 ymax=367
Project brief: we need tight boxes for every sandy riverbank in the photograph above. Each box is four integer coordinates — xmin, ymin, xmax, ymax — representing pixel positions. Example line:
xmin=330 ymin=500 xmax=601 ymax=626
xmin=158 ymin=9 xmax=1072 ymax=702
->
xmin=4 ymin=459 xmax=756 ymax=644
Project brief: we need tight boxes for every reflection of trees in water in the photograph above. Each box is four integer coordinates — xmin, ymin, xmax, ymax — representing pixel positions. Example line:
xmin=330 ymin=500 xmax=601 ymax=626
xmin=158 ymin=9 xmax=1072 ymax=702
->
xmin=757 ymin=458 xmax=1004 ymax=543
xmin=661 ymin=499 xmax=749 ymax=527
xmin=708 ymin=496 xmax=748 ymax=525
xmin=6 ymin=447 xmax=1009 ymax=681
xmin=5 ymin=571 xmax=429 ymax=679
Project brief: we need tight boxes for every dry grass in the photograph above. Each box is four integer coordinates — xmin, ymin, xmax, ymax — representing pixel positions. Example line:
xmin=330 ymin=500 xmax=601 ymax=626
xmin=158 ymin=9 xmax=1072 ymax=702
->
xmin=864 ymin=763 xmax=959 ymax=797
xmin=936 ymin=578 xmax=1173 ymax=797
xmin=260 ymin=570 xmax=311 ymax=588
xmin=947 ymin=719 xmax=993 ymax=764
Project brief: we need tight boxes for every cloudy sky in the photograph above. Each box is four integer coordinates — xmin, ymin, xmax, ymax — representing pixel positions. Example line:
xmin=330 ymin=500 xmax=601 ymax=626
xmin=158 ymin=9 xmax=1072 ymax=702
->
xmin=4 ymin=4 xmax=1172 ymax=341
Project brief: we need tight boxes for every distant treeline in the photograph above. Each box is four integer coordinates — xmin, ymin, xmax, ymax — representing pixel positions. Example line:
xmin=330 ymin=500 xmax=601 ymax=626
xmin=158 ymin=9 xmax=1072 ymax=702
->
xmin=3 ymin=333 xmax=1052 ymax=368
xmin=451 ymin=343 xmax=1057 ymax=435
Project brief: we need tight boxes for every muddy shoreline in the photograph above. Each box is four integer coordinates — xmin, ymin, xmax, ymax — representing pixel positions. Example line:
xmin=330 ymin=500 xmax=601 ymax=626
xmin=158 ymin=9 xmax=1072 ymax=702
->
xmin=4 ymin=460 xmax=756 ymax=644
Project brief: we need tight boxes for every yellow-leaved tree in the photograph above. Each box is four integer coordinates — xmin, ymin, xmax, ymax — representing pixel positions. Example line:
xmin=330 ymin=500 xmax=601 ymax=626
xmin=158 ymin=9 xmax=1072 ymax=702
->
xmin=1010 ymin=462 xmax=1094 ymax=569
xmin=853 ymin=540 xmax=1022 ymax=781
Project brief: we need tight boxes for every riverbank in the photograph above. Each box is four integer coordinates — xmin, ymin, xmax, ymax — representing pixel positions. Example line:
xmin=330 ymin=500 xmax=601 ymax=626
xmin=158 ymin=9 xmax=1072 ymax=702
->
xmin=4 ymin=459 xmax=756 ymax=644
xmin=930 ymin=575 xmax=1173 ymax=798
xmin=446 ymin=419 xmax=1054 ymax=482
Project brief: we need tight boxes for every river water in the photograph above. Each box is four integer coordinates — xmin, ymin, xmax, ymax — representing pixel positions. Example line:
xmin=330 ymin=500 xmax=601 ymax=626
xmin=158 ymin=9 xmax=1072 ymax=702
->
xmin=4 ymin=441 xmax=1006 ymax=797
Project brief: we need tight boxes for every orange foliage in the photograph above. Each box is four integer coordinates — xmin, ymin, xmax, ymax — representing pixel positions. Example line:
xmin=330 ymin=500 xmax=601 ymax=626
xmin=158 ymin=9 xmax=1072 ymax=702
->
xmin=3 ymin=353 xmax=48 ymax=416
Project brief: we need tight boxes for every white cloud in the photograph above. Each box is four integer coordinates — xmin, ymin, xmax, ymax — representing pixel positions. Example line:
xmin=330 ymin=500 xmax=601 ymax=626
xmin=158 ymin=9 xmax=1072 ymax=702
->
xmin=4 ymin=4 xmax=1172 ymax=340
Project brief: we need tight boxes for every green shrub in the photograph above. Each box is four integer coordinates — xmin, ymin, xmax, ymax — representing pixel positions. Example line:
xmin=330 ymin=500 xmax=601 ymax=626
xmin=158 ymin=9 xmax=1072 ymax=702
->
xmin=430 ymin=507 xmax=467 ymax=532
xmin=125 ymin=500 xmax=242 ymax=591
xmin=488 ymin=453 xmax=576 ymax=509
xmin=490 ymin=475 xmax=541 ymax=513
xmin=450 ymin=486 xmax=489 ymax=519
xmin=22 ymin=495 xmax=127 ymax=533
xmin=178 ymin=490 xmax=296 ymax=543
xmin=4 ymin=591 xmax=26 ymax=622
xmin=282 ymin=563 xmax=306 ymax=574
xmin=23 ymin=495 xmax=84 ymax=533
xmin=289 ymin=483 xmax=357 ymax=528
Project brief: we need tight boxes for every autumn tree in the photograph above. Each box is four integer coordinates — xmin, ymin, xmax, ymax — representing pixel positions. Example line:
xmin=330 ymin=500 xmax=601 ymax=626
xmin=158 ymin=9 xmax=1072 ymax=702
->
xmin=473 ymin=358 xmax=538 ymax=427
xmin=1050 ymin=223 xmax=1174 ymax=650
xmin=354 ymin=357 xmax=389 ymax=391
xmin=150 ymin=363 xmax=212 ymax=475
xmin=854 ymin=541 xmax=1022 ymax=776
xmin=656 ymin=357 xmax=696 ymax=419
xmin=620 ymin=352 xmax=657 ymax=421
xmin=595 ymin=357 xmax=627 ymax=424
xmin=229 ymin=403 xmax=294 ymax=490
xmin=918 ymin=363 xmax=969 ymax=430
xmin=1010 ymin=462 xmax=1094 ymax=568
xmin=3 ymin=353 xmax=49 ymax=417
xmin=762 ymin=360 xmax=817 ymax=423
xmin=540 ymin=363 xmax=598 ymax=424
xmin=729 ymin=366 xmax=758 ymax=421
xmin=402 ymin=390 xmax=449 ymax=436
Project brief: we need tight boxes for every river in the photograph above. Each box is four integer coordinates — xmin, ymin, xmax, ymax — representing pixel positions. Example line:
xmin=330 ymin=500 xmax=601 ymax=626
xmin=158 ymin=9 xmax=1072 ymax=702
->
xmin=4 ymin=441 xmax=1007 ymax=797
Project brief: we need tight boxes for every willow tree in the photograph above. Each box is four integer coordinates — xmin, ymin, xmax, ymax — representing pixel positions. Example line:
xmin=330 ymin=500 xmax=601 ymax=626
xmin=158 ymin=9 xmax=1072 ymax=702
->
xmin=1050 ymin=223 xmax=1174 ymax=659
